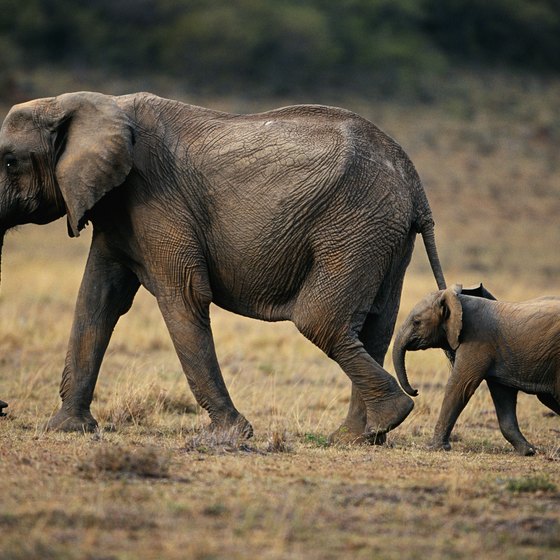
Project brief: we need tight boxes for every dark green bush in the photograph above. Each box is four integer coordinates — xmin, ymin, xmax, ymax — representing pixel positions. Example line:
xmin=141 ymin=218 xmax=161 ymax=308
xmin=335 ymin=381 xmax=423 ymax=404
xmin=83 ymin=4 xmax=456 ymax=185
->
xmin=1 ymin=0 xmax=559 ymax=97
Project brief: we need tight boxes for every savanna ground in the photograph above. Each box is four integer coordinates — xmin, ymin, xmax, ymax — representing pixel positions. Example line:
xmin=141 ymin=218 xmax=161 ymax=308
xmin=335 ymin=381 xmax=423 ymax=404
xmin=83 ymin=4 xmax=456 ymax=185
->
xmin=1 ymin=76 xmax=559 ymax=559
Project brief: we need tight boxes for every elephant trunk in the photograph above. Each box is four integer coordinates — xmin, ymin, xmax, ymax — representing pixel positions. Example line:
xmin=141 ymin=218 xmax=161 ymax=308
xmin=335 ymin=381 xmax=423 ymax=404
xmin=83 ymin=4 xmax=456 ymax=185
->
xmin=392 ymin=326 xmax=418 ymax=397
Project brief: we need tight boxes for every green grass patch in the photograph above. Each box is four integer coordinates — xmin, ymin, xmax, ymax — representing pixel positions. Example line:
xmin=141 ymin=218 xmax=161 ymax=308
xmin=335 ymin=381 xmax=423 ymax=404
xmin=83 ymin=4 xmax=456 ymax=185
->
xmin=504 ymin=476 xmax=557 ymax=494
xmin=304 ymin=433 xmax=330 ymax=448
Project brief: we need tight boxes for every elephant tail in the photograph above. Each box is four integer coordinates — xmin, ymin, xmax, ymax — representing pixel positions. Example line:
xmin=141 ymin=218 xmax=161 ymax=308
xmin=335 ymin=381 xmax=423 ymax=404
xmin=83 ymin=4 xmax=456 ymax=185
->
xmin=412 ymin=183 xmax=452 ymax=362
xmin=402 ymin=157 xmax=446 ymax=290
xmin=419 ymin=219 xmax=446 ymax=291
xmin=409 ymin=172 xmax=446 ymax=290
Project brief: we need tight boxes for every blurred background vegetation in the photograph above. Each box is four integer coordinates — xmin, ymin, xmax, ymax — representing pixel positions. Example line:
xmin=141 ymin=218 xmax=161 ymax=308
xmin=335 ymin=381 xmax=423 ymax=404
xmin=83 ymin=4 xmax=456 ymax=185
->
xmin=0 ymin=0 xmax=559 ymax=285
xmin=1 ymin=0 xmax=559 ymax=102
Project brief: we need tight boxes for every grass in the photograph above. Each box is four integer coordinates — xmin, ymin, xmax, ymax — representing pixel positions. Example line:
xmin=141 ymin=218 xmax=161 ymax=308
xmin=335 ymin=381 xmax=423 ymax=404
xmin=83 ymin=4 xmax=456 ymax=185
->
xmin=79 ymin=443 xmax=172 ymax=479
xmin=504 ymin=476 xmax=557 ymax=494
xmin=1 ymin=78 xmax=560 ymax=559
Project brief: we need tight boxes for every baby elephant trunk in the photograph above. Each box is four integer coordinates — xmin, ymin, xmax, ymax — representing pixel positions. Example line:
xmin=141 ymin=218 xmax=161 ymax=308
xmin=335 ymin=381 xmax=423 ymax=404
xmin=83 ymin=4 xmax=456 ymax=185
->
xmin=392 ymin=326 xmax=419 ymax=397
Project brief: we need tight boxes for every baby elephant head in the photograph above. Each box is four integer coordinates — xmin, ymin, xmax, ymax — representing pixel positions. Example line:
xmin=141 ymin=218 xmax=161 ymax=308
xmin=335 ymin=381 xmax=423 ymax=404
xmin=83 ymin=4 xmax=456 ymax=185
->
xmin=392 ymin=285 xmax=464 ymax=396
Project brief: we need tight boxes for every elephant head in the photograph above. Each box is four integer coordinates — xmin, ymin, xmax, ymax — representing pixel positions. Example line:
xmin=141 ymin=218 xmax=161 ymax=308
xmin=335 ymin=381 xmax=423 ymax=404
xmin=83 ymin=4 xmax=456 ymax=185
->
xmin=0 ymin=92 xmax=134 ymax=279
xmin=392 ymin=283 xmax=497 ymax=396
xmin=392 ymin=285 xmax=464 ymax=396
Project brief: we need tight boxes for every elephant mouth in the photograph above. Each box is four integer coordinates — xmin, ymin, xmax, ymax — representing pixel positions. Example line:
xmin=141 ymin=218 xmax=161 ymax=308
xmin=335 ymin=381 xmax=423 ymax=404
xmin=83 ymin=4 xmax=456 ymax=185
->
xmin=403 ymin=337 xmax=424 ymax=352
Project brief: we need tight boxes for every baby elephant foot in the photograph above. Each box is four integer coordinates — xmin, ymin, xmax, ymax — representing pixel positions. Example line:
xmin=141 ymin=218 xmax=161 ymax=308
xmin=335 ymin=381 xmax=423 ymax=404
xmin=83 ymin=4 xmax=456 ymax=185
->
xmin=45 ymin=408 xmax=98 ymax=433
xmin=365 ymin=392 xmax=414 ymax=437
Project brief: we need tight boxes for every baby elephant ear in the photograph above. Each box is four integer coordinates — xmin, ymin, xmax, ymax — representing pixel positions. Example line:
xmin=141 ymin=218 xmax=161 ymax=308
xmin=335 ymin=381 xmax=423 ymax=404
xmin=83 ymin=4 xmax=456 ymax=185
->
xmin=51 ymin=92 xmax=134 ymax=237
xmin=461 ymin=282 xmax=497 ymax=301
xmin=439 ymin=287 xmax=463 ymax=350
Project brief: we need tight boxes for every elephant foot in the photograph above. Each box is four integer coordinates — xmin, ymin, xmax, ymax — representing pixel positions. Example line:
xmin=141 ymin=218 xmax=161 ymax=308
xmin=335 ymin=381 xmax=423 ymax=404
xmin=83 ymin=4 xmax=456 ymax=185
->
xmin=328 ymin=424 xmax=387 ymax=445
xmin=45 ymin=408 xmax=98 ymax=433
xmin=428 ymin=437 xmax=451 ymax=451
xmin=365 ymin=392 xmax=414 ymax=437
xmin=209 ymin=412 xmax=253 ymax=439
xmin=513 ymin=442 xmax=536 ymax=456
xmin=365 ymin=430 xmax=387 ymax=445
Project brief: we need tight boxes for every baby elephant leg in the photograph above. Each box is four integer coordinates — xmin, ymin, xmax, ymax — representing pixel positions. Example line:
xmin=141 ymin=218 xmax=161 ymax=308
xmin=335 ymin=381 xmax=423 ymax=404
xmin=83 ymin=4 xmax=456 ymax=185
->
xmin=487 ymin=380 xmax=535 ymax=456
xmin=430 ymin=357 xmax=487 ymax=451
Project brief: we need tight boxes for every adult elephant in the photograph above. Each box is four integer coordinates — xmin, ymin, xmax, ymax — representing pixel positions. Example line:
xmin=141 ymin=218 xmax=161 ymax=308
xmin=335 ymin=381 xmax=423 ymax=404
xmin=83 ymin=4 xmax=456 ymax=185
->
xmin=0 ymin=92 xmax=446 ymax=442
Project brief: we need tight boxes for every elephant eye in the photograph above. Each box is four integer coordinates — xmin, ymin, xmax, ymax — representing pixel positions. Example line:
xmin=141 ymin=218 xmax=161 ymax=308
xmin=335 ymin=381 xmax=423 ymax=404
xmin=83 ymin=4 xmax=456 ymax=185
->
xmin=412 ymin=318 xmax=421 ymax=327
xmin=4 ymin=154 xmax=18 ymax=173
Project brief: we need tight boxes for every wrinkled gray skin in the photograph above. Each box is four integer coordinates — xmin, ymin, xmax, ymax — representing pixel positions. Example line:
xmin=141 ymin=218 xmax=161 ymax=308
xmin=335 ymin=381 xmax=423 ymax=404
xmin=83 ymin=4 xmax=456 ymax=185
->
xmin=0 ymin=92 xmax=446 ymax=442
xmin=393 ymin=284 xmax=560 ymax=455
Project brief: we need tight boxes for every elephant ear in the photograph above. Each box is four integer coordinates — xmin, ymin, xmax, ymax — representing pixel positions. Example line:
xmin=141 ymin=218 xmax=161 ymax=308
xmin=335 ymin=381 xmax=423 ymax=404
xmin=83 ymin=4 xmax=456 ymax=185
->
xmin=438 ymin=285 xmax=463 ymax=350
xmin=48 ymin=92 xmax=134 ymax=237
xmin=461 ymin=282 xmax=497 ymax=301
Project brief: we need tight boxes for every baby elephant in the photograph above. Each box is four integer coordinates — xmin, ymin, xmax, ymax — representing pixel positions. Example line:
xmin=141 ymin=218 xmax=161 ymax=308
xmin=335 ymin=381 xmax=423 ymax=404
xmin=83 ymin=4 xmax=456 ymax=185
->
xmin=393 ymin=284 xmax=559 ymax=455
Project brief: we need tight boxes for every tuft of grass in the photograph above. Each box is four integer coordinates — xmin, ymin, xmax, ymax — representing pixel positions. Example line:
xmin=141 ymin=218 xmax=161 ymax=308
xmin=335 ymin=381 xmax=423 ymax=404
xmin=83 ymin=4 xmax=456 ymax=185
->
xmin=98 ymin=384 xmax=198 ymax=430
xmin=303 ymin=432 xmax=330 ymax=448
xmin=504 ymin=476 xmax=557 ymax=494
xmin=202 ymin=503 xmax=229 ymax=517
xmin=183 ymin=426 xmax=256 ymax=455
xmin=0 ymin=536 xmax=77 ymax=560
xmin=79 ymin=443 xmax=171 ymax=479
xmin=266 ymin=430 xmax=292 ymax=453
xmin=159 ymin=391 xmax=198 ymax=415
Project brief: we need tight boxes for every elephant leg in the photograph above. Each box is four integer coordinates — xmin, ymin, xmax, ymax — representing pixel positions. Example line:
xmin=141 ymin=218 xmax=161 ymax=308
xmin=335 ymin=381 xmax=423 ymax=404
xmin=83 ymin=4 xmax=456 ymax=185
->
xmin=295 ymin=309 xmax=413 ymax=442
xmin=537 ymin=393 xmax=560 ymax=415
xmin=47 ymin=239 xmax=140 ymax=432
xmin=487 ymin=380 xmax=535 ymax=456
xmin=156 ymin=296 xmax=252 ymax=437
xmin=328 ymin=234 xmax=414 ymax=445
xmin=329 ymin=382 xmax=370 ymax=445
xmin=330 ymin=333 xmax=413 ymax=441
xmin=300 ymin=234 xmax=415 ymax=443
xmin=430 ymin=356 xmax=487 ymax=451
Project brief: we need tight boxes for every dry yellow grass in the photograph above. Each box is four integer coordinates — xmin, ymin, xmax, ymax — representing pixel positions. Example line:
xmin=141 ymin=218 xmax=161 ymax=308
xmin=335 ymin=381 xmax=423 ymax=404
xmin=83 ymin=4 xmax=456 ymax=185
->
xmin=1 ymin=84 xmax=559 ymax=559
